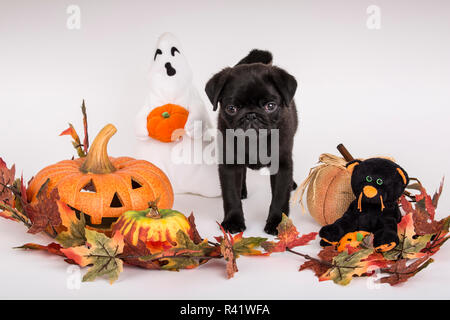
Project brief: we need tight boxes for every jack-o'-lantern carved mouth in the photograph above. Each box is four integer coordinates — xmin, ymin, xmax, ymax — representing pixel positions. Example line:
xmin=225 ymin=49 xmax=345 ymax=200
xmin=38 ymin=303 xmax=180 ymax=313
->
xmin=68 ymin=205 xmax=119 ymax=230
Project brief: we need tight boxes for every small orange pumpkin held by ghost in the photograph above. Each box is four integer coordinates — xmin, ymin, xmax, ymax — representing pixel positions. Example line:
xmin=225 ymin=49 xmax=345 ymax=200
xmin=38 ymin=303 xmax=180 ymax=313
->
xmin=147 ymin=104 xmax=189 ymax=142
xmin=27 ymin=124 xmax=174 ymax=231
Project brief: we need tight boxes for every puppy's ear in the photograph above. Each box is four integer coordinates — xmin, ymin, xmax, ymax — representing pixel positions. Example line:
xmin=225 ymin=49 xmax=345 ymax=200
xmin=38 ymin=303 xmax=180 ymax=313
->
xmin=205 ymin=68 xmax=231 ymax=111
xmin=270 ymin=67 xmax=297 ymax=106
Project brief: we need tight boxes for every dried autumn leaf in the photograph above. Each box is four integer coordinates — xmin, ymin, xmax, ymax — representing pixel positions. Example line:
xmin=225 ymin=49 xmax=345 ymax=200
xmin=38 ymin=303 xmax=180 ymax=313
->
xmin=12 ymin=175 xmax=28 ymax=213
xmin=0 ymin=209 xmax=19 ymax=222
xmin=0 ymin=158 xmax=16 ymax=205
xmin=215 ymin=232 xmax=268 ymax=257
xmin=121 ymin=239 xmax=161 ymax=270
xmin=431 ymin=178 xmax=444 ymax=208
xmin=218 ymin=223 xmax=238 ymax=279
xmin=59 ymin=124 xmax=80 ymax=141
xmin=413 ymin=207 xmax=444 ymax=236
xmin=15 ymin=242 xmax=77 ymax=264
xmin=378 ymin=255 xmax=434 ymax=286
xmin=61 ymin=229 xmax=124 ymax=284
xmin=55 ymin=201 xmax=86 ymax=248
xmin=60 ymin=123 xmax=86 ymax=158
xmin=362 ymin=252 xmax=392 ymax=271
xmin=299 ymin=246 xmax=339 ymax=277
xmin=415 ymin=185 xmax=437 ymax=220
xmin=403 ymin=183 xmax=443 ymax=235
xmin=261 ymin=214 xmax=317 ymax=253
xmin=383 ymin=213 xmax=431 ymax=260
xmin=26 ymin=180 xmax=62 ymax=235
xmin=420 ymin=215 xmax=450 ymax=256
xmin=422 ymin=231 xmax=450 ymax=256
xmin=15 ymin=242 xmax=66 ymax=258
xmin=140 ymin=230 xmax=216 ymax=271
xmin=187 ymin=212 xmax=203 ymax=245
xmin=319 ymin=248 xmax=374 ymax=285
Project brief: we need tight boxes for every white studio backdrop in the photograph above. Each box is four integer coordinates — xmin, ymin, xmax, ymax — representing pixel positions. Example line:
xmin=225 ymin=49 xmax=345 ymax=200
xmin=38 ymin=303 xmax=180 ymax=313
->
xmin=0 ymin=0 xmax=449 ymax=299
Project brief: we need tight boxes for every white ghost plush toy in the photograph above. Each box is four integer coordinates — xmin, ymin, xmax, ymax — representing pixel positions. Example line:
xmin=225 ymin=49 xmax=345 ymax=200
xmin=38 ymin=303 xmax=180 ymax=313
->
xmin=135 ymin=32 xmax=221 ymax=197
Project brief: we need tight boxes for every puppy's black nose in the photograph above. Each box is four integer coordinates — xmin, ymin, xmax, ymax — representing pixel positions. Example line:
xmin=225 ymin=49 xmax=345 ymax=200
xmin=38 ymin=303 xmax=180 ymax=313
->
xmin=165 ymin=62 xmax=176 ymax=76
xmin=245 ymin=112 xmax=257 ymax=120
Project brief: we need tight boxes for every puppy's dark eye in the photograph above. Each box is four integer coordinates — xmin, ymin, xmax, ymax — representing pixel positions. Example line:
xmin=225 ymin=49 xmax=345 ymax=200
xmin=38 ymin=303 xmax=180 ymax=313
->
xmin=225 ymin=105 xmax=238 ymax=115
xmin=171 ymin=47 xmax=180 ymax=56
xmin=264 ymin=102 xmax=278 ymax=113
xmin=154 ymin=49 xmax=162 ymax=61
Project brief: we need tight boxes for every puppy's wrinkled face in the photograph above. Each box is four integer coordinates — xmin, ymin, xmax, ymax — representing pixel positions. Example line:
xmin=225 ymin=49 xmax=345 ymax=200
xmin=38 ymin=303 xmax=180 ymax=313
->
xmin=206 ymin=63 xmax=297 ymax=132
xmin=219 ymin=66 xmax=283 ymax=130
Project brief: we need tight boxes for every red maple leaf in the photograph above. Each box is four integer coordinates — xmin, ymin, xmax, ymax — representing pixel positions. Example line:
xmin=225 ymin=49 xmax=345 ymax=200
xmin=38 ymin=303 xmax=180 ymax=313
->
xmin=262 ymin=214 xmax=317 ymax=253
xmin=378 ymin=255 xmax=433 ymax=286
xmin=299 ymin=246 xmax=339 ymax=277
xmin=15 ymin=242 xmax=76 ymax=264
xmin=25 ymin=181 xmax=62 ymax=235
xmin=0 ymin=158 xmax=16 ymax=205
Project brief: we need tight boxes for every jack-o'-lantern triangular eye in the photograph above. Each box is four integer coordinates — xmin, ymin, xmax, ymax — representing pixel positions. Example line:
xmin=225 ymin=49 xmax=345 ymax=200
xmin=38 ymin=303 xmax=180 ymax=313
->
xmin=131 ymin=178 xmax=143 ymax=189
xmin=80 ymin=179 xmax=96 ymax=193
xmin=110 ymin=192 xmax=123 ymax=208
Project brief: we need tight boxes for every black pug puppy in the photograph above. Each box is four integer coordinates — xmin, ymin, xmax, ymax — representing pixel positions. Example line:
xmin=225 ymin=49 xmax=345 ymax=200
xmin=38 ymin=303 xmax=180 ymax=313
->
xmin=205 ymin=49 xmax=298 ymax=235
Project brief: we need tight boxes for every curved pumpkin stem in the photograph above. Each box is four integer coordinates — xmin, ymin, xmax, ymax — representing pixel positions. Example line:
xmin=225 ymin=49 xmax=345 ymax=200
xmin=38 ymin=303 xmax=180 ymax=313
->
xmin=146 ymin=197 xmax=161 ymax=218
xmin=80 ymin=124 xmax=117 ymax=174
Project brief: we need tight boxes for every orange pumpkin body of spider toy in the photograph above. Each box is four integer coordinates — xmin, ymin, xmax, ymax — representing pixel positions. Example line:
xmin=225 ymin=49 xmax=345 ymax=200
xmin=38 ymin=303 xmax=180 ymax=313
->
xmin=146 ymin=104 xmax=189 ymax=142
xmin=27 ymin=124 xmax=174 ymax=231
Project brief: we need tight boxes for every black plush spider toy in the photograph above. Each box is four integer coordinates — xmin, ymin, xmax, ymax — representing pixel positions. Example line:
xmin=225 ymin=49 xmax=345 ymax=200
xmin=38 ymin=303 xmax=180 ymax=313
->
xmin=319 ymin=158 xmax=409 ymax=252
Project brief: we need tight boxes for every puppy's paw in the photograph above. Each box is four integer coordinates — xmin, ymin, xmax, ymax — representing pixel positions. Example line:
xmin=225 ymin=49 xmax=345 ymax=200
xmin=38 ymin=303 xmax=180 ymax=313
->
xmin=221 ymin=216 xmax=246 ymax=234
xmin=264 ymin=222 xmax=279 ymax=235
xmin=264 ymin=216 xmax=283 ymax=235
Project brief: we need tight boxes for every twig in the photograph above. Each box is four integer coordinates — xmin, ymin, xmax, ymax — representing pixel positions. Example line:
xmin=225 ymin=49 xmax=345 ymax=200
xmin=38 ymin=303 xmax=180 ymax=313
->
xmin=0 ymin=203 xmax=31 ymax=227
xmin=286 ymin=248 xmax=358 ymax=270
xmin=81 ymin=99 xmax=89 ymax=154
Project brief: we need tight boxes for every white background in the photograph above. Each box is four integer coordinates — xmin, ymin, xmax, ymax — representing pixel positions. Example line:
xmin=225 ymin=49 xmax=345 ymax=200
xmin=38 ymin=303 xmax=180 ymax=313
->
xmin=0 ymin=0 xmax=449 ymax=299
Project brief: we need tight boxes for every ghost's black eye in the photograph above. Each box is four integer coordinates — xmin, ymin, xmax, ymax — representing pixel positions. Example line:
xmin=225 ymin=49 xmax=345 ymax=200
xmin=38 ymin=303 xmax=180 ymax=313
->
xmin=154 ymin=49 xmax=162 ymax=61
xmin=171 ymin=47 xmax=180 ymax=56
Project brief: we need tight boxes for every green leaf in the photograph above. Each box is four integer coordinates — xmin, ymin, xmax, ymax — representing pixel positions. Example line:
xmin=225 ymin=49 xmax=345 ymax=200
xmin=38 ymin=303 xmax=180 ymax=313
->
xmin=61 ymin=229 xmax=124 ymax=284
xmin=56 ymin=211 xmax=86 ymax=248
xmin=319 ymin=248 xmax=373 ymax=285
xmin=383 ymin=234 xmax=432 ymax=261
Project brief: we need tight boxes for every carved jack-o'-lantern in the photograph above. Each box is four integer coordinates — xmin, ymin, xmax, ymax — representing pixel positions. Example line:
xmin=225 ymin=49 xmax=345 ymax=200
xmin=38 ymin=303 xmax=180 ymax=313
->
xmin=27 ymin=124 xmax=174 ymax=230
